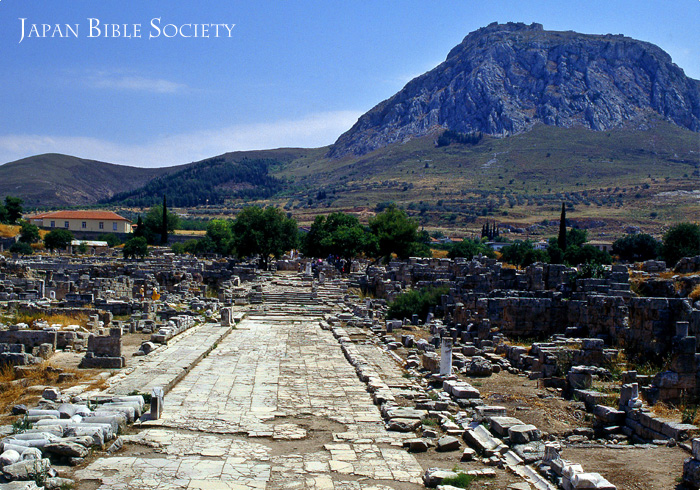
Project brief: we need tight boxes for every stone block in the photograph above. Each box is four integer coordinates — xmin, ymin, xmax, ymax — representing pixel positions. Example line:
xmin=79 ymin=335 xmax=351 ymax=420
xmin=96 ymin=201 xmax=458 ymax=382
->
xmin=474 ymin=405 xmax=506 ymax=422
xmin=387 ymin=418 xmax=421 ymax=432
xmin=581 ymin=338 xmax=604 ymax=351
xmin=593 ymin=405 xmax=625 ymax=425
xmin=512 ymin=441 xmax=545 ymax=464
xmin=692 ymin=438 xmax=700 ymax=459
xmin=570 ymin=472 xmax=616 ymax=489
xmin=508 ymin=424 xmax=541 ymax=444
xmin=489 ymin=416 xmax=524 ymax=437
xmin=436 ymin=435 xmax=461 ymax=452
xmin=684 ymin=457 xmax=700 ymax=489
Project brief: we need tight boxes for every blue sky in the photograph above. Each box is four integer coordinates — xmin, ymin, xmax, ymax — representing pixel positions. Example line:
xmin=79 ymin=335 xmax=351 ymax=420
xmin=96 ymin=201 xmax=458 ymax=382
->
xmin=0 ymin=0 xmax=698 ymax=167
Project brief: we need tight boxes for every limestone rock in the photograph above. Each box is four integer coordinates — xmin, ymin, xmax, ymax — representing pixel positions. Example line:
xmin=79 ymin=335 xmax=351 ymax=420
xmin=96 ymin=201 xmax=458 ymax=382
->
xmin=436 ymin=435 xmax=461 ymax=452
xmin=386 ymin=418 xmax=421 ymax=432
xmin=44 ymin=441 xmax=89 ymax=458
xmin=2 ymin=458 xmax=52 ymax=481
xmin=328 ymin=22 xmax=700 ymax=158
xmin=0 ymin=449 xmax=21 ymax=466
xmin=508 ymin=424 xmax=541 ymax=444
xmin=466 ymin=356 xmax=493 ymax=377
xmin=423 ymin=467 xmax=459 ymax=488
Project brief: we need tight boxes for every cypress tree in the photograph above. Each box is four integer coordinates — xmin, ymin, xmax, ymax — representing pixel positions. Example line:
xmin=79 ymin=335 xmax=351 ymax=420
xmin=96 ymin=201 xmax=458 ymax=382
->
xmin=134 ymin=215 xmax=144 ymax=238
xmin=161 ymin=195 xmax=168 ymax=244
xmin=558 ymin=202 xmax=567 ymax=251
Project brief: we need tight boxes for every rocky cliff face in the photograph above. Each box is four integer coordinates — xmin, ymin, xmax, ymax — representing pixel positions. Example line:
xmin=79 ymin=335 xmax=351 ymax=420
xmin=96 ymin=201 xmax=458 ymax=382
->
xmin=329 ymin=22 xmax=700 ymax=158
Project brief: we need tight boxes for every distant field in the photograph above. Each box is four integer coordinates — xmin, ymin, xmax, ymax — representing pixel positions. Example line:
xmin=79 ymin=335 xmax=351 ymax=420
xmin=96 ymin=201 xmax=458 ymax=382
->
xmin=265 ymin=119 xmax=700 ymax=240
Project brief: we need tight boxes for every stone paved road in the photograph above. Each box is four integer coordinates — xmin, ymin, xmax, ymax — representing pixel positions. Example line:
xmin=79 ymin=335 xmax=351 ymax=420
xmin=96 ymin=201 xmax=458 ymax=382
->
xmin=105 ymin=323 xmax=234 ymax=396
xmin=76 ymin=305 xmax=423 ymax=489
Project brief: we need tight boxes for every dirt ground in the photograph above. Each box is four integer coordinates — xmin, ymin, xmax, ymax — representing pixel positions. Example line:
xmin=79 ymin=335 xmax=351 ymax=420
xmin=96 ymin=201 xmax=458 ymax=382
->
xmin=472 ymin=370 xmax=592 ymax=435
xmin=562 ymin=445 xmax=689 ymax=490
xmin=50 ymin=331 xmax=152 ymax=371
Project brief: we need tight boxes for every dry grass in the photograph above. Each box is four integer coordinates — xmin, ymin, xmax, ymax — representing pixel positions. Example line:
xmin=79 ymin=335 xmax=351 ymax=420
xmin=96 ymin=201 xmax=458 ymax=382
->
xmin=650 ymin=399 xmax=700 ymax=426
xmin=0 ymin=224 xmax=19 ymax=238
xmin=431 ymin=248 xmax=449 ymax=259
xmin=689 ymin=285 xmax=700 ymax=301
xmin=0 ymin=361 xmax=108 ymax=424
xmin=650 ymin=401 xmax=681 ymax=421
xmin=13 ymin=312 xmax=88 ymax=329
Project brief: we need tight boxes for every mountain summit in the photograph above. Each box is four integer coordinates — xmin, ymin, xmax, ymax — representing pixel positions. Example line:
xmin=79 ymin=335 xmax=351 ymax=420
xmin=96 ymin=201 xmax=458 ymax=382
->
xmin=329 ymin=22 xmax=700 ymax=158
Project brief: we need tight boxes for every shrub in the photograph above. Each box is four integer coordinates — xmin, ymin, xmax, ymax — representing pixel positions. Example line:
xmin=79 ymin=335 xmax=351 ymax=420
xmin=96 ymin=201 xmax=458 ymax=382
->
xmin=447 ymin=239 xmax=495 ymax=260
xmin=387 ymin=286 xmax=449 ymax=320
xmin=9 ymin=242 xmax=33 ymax=255
xmin=661 ymin=223 xmax=700 ymax=267
xmin=612 ymin=233 xmax=660 ymax=262
xmin=123 ymin=237 xmax=148 ymax=259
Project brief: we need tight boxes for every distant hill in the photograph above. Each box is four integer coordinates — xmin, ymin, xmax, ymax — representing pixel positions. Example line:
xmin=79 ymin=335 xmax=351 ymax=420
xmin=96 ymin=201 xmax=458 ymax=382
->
xmin=328 ymin=22 xmax=700 ymax=158
xmin=104 ymin=157 xmax=281 ymax=208
xmin=102 ymin=148 xmax=318 ymax=207
xmin=0 ymin=148 xmax=319 ymax=209
xmin=0 ymin=154 xmax=179 ymax=208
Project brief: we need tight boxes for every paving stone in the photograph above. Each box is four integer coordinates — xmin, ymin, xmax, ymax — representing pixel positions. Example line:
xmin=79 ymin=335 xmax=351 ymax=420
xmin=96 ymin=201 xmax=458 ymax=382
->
xmin=76 ymin=281 xmax=424 ymax=489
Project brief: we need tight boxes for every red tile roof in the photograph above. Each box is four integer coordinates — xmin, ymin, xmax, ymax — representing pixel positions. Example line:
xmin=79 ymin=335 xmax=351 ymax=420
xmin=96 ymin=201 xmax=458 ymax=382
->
xmin=27 ymin=211 xmax=131 ymax=222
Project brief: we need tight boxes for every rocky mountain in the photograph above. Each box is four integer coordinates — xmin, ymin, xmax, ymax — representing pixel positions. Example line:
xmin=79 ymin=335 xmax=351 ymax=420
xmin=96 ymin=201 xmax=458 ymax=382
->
xmin=328 ymin=22 xmax=700 ymax=158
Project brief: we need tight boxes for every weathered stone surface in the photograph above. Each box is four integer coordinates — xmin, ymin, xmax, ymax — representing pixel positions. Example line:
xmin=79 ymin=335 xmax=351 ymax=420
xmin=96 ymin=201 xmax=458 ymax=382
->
xmin=436 ymin=435 xmax=461 ymax=452
xmin=0 ymin=449 xmax=21 ymax=466
xmin=466 ymin=356 xmax=493 ymax=376
xmin=490 ymin=416 xmax=525 ymax=437
xmin=404 ymin=438 xmax=429 ymax=453
xmin=423 ymin=467 xmax=459 ymax=487
xmin=387 ymin=418 xmax=422 ymax=432
xmin=329 ymin=23 xmax=700 ymax=158
xmin=512 ymin=441 xmax=545 ymax=464
xmin=2 ymin=458 xmax=52 ymax=481
xmin=684 ymin=457 xmax=700 ymax=489
xmin=44 ymin=441 xmax=89 ymax=458
xmin=508 ymin=424 xmax=541 ymax=444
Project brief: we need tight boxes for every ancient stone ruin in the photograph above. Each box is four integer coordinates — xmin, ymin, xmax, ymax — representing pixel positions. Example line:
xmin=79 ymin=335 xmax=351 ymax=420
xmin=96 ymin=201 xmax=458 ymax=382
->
xmin=0 ymin=251 xmax=698 ymax=489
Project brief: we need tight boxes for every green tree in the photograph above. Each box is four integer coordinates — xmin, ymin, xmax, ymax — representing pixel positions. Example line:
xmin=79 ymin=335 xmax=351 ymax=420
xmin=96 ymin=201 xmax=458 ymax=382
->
xmin=231 ymin=206 xmax=298 ymax=269
xmin=161 ymin=195 xmax=169 ymax=244
xmin=661 ymin=223 xmax=700 ymax=267
xmin=387 ymin=286 xmax=449 ymax=320
xmin=567 ymin=228 xmax=588 ymax=248
xmin=9 ymin=242 xmax=33 ymax=255
xmin=44 ymin=229 xmax=73 ymax=252
xmin=368 ymin=205 xmax=420 ymax=261
xmin=171 ymin=242 xmax=186 ymax=255
xmin=447 ymin=239 xmax=495 ymax=260
xmin=547 ymin=240 xmax=564 ymax=264
xmin=4 ymin=197 xmax=23 ymax=225
xmin=500 ymin=240 xmax=550 ymax=267
xmin=563 ymin=244 xmax=612 ymax=266
xmin=0 ymin=202 xmax=8 ymax=224
xmin=142 ymin=204 xmax=180 ymax=245
xmin=173 ymin=237 xmax=215 ymax=256
xmin=18 ymin=222 xmax=40 ymax=244
xmin=303 ymin=212 xmax=373 ymax=262
xmin=134 ymin=215 xmax=145 ymax=238
xmin=612 ymin=233 xmax=661 ymax=262
xmin=558 ymin=202 xmax=567 ymax=250
xmin=123 ymin=237 xmax=149 ymax=259
xmin=206 ymin=219 xmax=233 ymax=255
xmin=98 ymin=233 xmax=122 ymax=247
